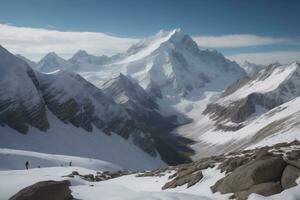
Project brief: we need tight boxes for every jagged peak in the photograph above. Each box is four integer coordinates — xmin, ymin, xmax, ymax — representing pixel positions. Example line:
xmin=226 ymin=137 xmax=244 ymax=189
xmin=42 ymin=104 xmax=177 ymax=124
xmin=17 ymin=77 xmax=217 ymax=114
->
xmin=38 ymin=52 xmax=67 ymax=65
xmin=73 ymin=49 xmax=89 ymax=57
xmin=44 ymin=52 xmax=59 ymax=58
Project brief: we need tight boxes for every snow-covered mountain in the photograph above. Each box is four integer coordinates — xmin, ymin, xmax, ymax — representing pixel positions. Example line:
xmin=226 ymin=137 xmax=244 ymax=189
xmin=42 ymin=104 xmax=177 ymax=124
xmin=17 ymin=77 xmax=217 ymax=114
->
xmin=175 ymin=61 xmax=300 ymax=159
xmin=84 ymin=29 xmax=245 ymax=97
xmin=240 ymin=60 xmax=264 ymax=76
xmin=204 ymin=62 xmax=300 ymax=125
xmin=36 ymin=52 xmax=76 ymax=72
xmin=37 ymin=70 xmax=132 ymax=135
xmin=102 ymin=73 xmax=175 ymax=130
xmin=69 ymin=50 xmax=109 ymax=71
xmin=0 ymin=45 xmax=193 ymax=168
xmin=1 ymin=27 xmax=300 ymax=200
xmin=80 ymin=29 xmax=246 ymax=124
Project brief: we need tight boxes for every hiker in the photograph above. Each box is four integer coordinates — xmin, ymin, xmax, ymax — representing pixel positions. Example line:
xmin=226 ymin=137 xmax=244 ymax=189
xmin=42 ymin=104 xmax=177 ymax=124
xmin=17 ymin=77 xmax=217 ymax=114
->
xmin=69 ymin=161 xmax=72 ymax=166
xmin=25 ymin=161 xmax=29 ymax=170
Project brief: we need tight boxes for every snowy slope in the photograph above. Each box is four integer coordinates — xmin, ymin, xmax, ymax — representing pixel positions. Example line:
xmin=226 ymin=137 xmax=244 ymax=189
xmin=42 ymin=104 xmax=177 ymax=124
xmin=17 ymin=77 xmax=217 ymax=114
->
xmin=201 ymin=62 xmax=300 ymax=126
xmin=219 ymin=62 xmax=300 ymax=106
xmin=0 ymin=161 xmax=227 ymax=200
xmin=176 ymin=62 xmax=300 ymax=158
xmin=36 ymin=52 xmax=76 ymax=72
xmin=0 ymin=148 xmax=121 ymax=171
xmin=0 ymin=110 xmax=165 ymax=170
xmin=2 ymin=161 xmax=298 ymax=200
xmin=177 ymin=95 xmax=300 ymax=159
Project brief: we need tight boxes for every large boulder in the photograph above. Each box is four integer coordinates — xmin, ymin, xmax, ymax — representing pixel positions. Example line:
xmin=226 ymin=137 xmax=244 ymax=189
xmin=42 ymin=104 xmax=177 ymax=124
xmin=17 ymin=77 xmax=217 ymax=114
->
xmin=281 ymin=165 xmax=300 ymax=189
xmin=212 ymin=156 xmax=286 ymax=194
xmin=234 ymin=182 xmax=282 ymax=200
xmin=9 ymin=180 xmax=72 ymax=200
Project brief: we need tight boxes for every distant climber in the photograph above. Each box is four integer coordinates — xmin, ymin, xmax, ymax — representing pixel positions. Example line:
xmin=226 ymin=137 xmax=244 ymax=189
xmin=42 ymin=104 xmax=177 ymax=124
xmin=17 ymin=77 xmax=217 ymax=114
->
xmin=25 ymin=161 xmax=29 ymax=170
xmin=69 ymin=161 xmax=72 ymax=166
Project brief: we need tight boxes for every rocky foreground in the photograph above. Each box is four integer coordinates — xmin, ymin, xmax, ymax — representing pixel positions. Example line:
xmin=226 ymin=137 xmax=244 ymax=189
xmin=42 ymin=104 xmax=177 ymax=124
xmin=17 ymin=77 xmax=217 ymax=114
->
xmin=9 ymin=140 xmax=300 ymax=200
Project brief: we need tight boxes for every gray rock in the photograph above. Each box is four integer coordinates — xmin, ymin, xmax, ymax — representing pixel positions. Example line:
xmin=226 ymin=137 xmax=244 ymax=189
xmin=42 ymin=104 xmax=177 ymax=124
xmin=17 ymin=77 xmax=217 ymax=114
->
xmin=212 ymin=156 xmax=286 ymax=193
xmin=281 ymin=165 xmax=300 ymax=189
xmin=162 ymin=171 xmax=203 ymax=190
xmin=234 ymin=182 xmax=282 ymax=200
xmin=71 ymin=171 xmax=79 ymax=175
xmin=80 ymin=174 xmax=94 ymax=182
xmin=286 ymin=159 xmax=300 ymax=169
xmin=9 ymin=180 xmax=72 ymax=200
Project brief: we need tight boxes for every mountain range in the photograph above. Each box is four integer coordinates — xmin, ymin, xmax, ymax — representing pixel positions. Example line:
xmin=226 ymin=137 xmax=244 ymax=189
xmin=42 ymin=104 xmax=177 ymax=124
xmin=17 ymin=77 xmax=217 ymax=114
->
xmin=2 ymin=28 xmax=300 ymax=170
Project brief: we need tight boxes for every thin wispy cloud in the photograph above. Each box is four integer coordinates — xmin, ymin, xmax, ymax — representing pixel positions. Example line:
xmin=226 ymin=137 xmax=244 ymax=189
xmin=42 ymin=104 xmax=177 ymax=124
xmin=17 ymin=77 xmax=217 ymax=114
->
xmin=227 ymin=51 xmax=300 ymax=65
xmin=0 ymin=23 xmax=299 ymax=64
xmin=0 ymin=24 xmax=139 ymax=61
xmin=193 ymin=34 xmax=294 ymax=48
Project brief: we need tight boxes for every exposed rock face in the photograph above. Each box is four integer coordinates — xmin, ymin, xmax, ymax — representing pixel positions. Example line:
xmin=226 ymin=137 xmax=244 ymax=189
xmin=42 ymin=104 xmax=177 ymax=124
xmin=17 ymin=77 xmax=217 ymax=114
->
xmin=281 ymin=165 xmax=300 ymax=189
xmin=203 ymin=62 xmax=300 ymax=130
xmin=203 ymin=92 xmax=280 ymax=126
xmin=102 ymin=73 xmax=194 ymax=164
xmin=37 ymin=70 xmax=134 ymax=136
xmin=0 ymin=45 xmax=49 ymax=134
xmin=102 ymin=73 xmax=176 ymax=131
xmin=9 ymin=180 xmax=72 ymax=200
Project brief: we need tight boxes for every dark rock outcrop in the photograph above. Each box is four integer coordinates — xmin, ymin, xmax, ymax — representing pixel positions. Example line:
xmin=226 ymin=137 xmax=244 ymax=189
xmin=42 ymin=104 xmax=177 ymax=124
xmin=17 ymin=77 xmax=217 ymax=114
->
xmin=162 ymin=171 xmax=203 ymax=189
xmin=9 ymin=180 xmax=72 ymax=200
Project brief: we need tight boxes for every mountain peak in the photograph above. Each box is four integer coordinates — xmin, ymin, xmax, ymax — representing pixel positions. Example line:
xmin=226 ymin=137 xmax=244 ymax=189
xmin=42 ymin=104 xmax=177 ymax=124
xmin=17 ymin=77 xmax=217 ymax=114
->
xmin=37 ymin=52 xmax=74 ymax=73
xmin=74 ymin=50 xmax=89 ymax=57
xmin=42 ymin=52 xmax=61 ymax=60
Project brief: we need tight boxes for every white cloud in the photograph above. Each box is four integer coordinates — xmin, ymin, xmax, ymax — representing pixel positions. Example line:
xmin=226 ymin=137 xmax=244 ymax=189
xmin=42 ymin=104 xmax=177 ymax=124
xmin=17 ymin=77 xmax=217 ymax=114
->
xmin=193 ymin=34 xmax=293 ymax=48
xmin=0 ymin=23 xmax=299 ymax=65
xmin=0 ymin=24 xmax=139 ymax=61
xmin=227 ymin=51 xmax=300 ymax=65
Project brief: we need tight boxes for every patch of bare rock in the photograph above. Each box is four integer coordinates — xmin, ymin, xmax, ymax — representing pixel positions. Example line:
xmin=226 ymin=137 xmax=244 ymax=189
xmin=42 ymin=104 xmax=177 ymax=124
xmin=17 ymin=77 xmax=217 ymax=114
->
xmin=156 ymin=140 xmax=300 ymax=200
xmin=63 ymin=170 xmax=133 ymax=182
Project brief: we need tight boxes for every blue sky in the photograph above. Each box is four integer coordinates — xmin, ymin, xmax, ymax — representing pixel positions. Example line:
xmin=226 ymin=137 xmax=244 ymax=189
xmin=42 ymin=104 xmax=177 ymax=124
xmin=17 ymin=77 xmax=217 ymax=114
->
xmin=0 ymin=0 xmax=299 ymax=64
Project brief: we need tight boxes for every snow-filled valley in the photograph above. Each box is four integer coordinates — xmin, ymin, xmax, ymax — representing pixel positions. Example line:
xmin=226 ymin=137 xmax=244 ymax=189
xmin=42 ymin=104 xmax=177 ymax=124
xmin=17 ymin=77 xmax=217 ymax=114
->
xmin=1 ymin=28 xmax=300 ymax=200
